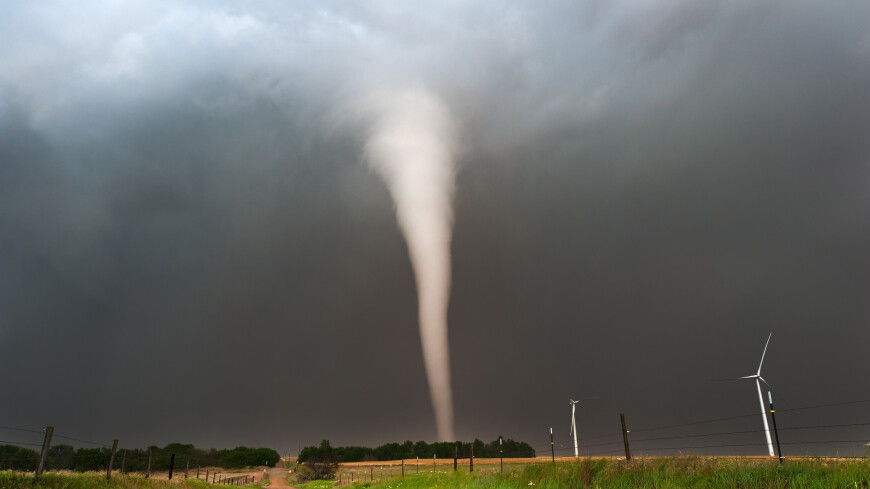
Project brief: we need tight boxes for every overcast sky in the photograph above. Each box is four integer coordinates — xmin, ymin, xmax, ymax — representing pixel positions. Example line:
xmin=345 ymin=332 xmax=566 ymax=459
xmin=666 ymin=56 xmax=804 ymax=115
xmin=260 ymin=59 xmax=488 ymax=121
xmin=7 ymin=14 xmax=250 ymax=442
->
xmin=1 ymin=1 xmax=869 ymax=457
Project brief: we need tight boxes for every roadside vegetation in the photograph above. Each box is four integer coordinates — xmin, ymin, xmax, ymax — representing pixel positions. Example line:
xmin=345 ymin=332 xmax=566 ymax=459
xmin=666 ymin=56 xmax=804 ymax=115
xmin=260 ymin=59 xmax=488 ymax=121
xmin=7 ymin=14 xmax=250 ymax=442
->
xmin=295 ymin=457 xmax=870 ymax=489
xmin=0 ymin=442 xmax=280 ymax=472
xmin=0 ymin=470 xmax=265 ymax=489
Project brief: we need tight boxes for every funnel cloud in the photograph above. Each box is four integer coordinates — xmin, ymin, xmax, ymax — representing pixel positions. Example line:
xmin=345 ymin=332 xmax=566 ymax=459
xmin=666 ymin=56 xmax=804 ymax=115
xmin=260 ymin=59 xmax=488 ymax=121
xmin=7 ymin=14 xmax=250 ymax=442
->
xmin=0 ymin=1 xmax=867 ymax=455
xmin=363 ymin=88 xmax=458 ymax=442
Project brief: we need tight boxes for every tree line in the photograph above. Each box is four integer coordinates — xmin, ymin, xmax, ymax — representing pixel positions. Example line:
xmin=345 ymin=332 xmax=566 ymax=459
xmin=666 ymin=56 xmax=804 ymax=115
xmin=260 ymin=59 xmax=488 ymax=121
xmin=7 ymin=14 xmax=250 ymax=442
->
xmin=299 ymin=438 xmax=536 ymax=463
xmin=0 ymin=442 xmax=280 ymax=472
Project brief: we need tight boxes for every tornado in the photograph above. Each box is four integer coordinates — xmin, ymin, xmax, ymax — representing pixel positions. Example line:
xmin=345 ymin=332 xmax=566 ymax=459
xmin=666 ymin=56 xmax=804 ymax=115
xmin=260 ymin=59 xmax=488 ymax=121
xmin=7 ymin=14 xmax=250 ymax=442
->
xmin=364 ymin=87 xmax=457 ymax=442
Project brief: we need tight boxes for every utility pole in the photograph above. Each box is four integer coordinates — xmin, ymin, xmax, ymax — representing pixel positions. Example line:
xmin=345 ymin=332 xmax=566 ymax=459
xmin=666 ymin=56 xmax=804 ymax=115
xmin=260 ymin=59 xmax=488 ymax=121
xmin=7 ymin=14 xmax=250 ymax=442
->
xmin=620 ymin=414 xmax=631 ymax=462
xmin=550 ymin=428 xmax=555 ymax=465
xmin=36 ymin=426 xmax=53 ymax=476
xmin=499 ymin=437 xmax=503 ymax=473
xmin=768 ymin=391 xmax=783 ymax=464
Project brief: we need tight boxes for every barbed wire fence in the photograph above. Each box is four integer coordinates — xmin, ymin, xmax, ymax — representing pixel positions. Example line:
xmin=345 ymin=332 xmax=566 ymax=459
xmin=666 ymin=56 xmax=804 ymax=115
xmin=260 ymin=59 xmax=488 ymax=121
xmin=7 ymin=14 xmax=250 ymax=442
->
xmin=3 ymin=398 xmax=868 ymax=485
xmin=532 ymin=398 xmax=870 ymax=460
xmin=332 ymin=397 xmax=869 ymax=485
xmin=0 ymin=426 xmax=263 ymax=485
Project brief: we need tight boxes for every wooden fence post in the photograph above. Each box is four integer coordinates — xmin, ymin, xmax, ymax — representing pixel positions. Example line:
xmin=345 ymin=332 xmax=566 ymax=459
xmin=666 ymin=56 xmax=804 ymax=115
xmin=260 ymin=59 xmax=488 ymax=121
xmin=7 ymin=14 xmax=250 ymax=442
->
xmin=121 ymin=449 xmax=126 ymax=473
xmin=469 ymin=443 xmax=473 ymax=473
xmin=620 ymin=414 xmax=632 ymax=462
xmin=36 ymin=426 xmax=53 ymax=476
xmin=146 ymin=450 xmax=152 ymax=478
xmin=168 ymin=453 xmax=175 ymax=480
xmin=106 ymin=440 xmax=118 ymax=481
xmin=185 ymin=459 xmax=189 ymax=479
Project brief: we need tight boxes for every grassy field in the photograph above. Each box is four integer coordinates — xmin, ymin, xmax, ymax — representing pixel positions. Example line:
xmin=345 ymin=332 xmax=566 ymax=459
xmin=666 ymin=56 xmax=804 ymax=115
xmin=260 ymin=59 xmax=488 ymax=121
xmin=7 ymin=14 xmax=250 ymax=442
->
xmin=0 ymin=470 xmax=266 ymax=489
xmin=301 ymin=457 xmax=870 ymax=489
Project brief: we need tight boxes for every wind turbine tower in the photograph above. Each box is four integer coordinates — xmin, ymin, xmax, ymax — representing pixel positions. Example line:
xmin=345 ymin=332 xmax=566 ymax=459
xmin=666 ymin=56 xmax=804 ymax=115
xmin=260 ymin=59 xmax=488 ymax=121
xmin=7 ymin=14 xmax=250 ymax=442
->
xmin=570 ymin=399 xmax=579 ymax=458
xmin=569 ymin=397 xmax=594 ymax=458
xmin=739 ymin=333 xmax=775 ymax=457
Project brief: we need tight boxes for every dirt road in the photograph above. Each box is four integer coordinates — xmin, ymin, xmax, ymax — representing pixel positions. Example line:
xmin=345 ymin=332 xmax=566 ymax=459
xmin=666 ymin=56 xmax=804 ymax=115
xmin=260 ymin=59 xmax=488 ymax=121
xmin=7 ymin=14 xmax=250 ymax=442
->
xmin=266 ymin=466 xmax=293 ymax=488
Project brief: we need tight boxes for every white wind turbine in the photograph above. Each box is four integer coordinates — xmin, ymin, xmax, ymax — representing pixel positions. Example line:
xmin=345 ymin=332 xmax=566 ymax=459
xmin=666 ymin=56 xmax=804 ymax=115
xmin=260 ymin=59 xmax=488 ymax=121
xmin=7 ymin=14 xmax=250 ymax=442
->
xmin=569 ymin=397 xmax=595 ymax=458
xmin=737 ymin=333 xmax=775 ymax=457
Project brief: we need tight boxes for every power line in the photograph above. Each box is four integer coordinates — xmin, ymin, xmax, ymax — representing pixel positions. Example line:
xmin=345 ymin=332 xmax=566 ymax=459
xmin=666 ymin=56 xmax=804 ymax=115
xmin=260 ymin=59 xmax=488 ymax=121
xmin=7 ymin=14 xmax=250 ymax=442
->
xmin=628 ymin=438 xmax=870 ymax=453
xmin=779 ymin=422 xmax=870 ymax=432
xmin=52 ymin=434 xmax=110 ymax=448
xmin=0 ymin=425 xmax=45 ymax=435
xmin=631 ymin=421 xmax=870 ymax=444
xmin=779 ymin=399 xmax=870 ymax=414
xmin=599 ymin=398 xmax=870 ymax=438
xmin=780 ymin=439 xmax=870 ymax=446
xmin=632 ymin=429 xmax=763 ymax=444
xmin=533 ymin=416 xmax=870 ymax=456
xmin=629 ymin=412 xmax=761 ymax=434
xmin=0 ymin=440 xmax=43 ymax=447
xmin=539 ymin=421 xmax=870 ymax=456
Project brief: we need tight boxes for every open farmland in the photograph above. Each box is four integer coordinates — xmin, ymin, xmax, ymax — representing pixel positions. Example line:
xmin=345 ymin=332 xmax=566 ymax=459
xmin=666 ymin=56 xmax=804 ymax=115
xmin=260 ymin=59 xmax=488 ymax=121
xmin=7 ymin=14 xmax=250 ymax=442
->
xmin=298 ymin=457 xmax=870 ymax=489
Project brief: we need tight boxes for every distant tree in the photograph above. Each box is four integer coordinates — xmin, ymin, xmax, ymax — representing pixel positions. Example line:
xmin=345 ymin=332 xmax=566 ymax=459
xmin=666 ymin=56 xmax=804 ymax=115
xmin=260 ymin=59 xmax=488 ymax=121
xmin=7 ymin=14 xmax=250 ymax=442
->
xmin=299 ymin=440 xmax=335 ymax=463
xmin=12 ymin=447 xmax=38 ymax=471
xmin=299 ymin=437 xmax=535 ymax=464
xmin=334 ymin=445 xmax=374 ymax=462
xmin=497 ymin=438 xmax=535 ymax=457
xmin=430 ymin=442 xmax=457 ymax=459
xmin=373 ymin=442 xmax=403 ymax=461
xmin=47 ymin=444 xmax=75 ymax=470
xmin=0 ymin=445 xmax=38 ymax=471
xmin=72 ymin=448 xmax=110 ymax=472
xmin=472 ymin=439 xmax=487 ymax=458
xmin=401 ymin=440 xmax=414 ymax=458
xmin=413 ymin=440 xmax=429 ymax=458
xmin=297 ymin=440 xmax=338 ymax=481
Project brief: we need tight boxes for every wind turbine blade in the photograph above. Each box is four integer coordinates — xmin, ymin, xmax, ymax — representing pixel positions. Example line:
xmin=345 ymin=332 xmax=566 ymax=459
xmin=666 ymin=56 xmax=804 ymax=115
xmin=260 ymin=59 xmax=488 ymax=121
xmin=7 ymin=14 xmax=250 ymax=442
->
xmin=756 ymin=332 xmax=772 ymax=376
xmin=738 ymin=375 xmax=758 ymax=379
xmin=712 ymin=377 xmax=741 ymax=381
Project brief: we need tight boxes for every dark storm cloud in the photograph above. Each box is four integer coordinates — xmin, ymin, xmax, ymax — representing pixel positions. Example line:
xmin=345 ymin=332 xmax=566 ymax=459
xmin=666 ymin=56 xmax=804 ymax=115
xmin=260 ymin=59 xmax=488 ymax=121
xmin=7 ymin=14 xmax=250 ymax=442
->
xmin=1 ymin=0 xmax=868 ymax=456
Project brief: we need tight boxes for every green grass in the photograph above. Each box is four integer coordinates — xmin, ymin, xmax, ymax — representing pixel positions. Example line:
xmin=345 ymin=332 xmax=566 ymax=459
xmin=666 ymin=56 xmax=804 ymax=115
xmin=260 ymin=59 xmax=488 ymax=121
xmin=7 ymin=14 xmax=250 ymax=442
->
xmin=296 ymin=478 xmax=338 ymax=489
xmin=0 ymin=470 xmax=266 ymax=489
xmin=332 ymin=458 xmax=870 ymax=489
